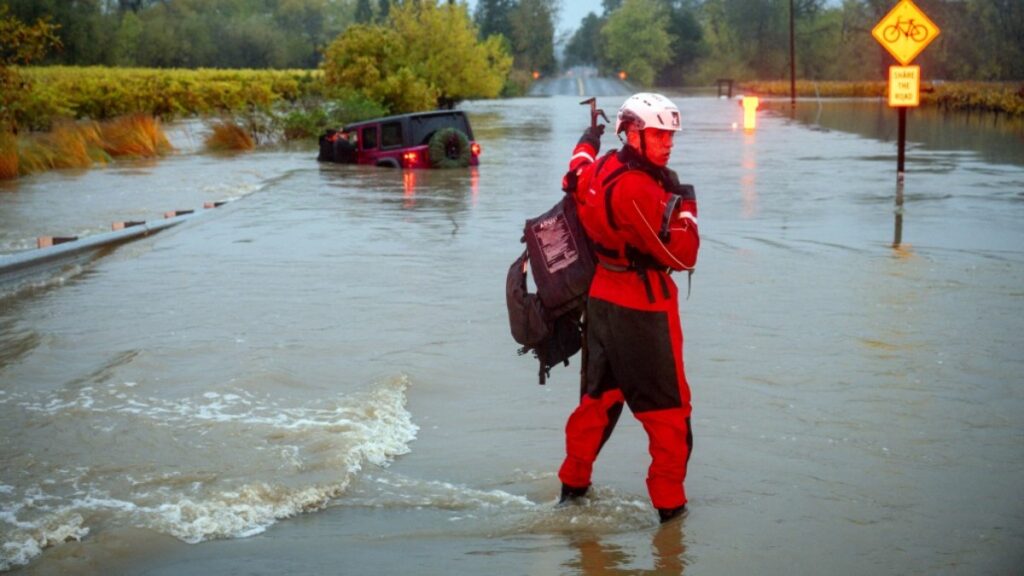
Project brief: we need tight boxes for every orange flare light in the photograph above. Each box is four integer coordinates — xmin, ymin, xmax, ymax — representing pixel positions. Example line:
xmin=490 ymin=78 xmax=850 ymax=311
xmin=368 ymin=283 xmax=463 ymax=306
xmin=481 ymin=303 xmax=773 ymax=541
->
xmin=742 ymin=96 xmax=759 ymax=131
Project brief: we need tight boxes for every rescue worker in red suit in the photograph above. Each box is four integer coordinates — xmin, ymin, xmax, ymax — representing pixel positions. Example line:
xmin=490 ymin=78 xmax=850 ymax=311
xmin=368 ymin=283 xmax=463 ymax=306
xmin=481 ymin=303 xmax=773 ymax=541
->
xmin=558 ymin=93 xmax=699 ymax=523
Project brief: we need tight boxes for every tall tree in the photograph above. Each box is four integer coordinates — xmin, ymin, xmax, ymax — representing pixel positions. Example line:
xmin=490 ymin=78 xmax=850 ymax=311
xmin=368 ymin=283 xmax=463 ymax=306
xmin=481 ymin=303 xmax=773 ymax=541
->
xmin=509 ymin=0 xmax=556 ymax=74
xmin=323 ymin=0 xmax=512 ymax=111
xmin=564 ymin=12 xmax=605 ymax=68
xmin=474 ymin=0 xmax=514 ymax=38
xmin=355 ymin=0 xmax=374 ymax=23
xmin=1 ymin=6 xmax=61 ymax=132
xmin=603 ymin=0 xmax=623 ymax=14
xmin=112 ymin=10 xmax=143 ymax=66
xmin=602 ymin=0 xmax=674 ymax=85
xmin=656 ymin=0 xmax=704 ymax=85
xmin=389 ymin=0 xmax=512 ymax=107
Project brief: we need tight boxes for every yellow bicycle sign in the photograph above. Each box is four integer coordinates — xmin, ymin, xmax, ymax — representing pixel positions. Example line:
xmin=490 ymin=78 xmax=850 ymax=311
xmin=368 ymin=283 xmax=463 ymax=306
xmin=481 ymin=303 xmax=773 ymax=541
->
xmin=883 ymin=17 xmax=929 ymax=43
xmin=872 ymin=0 xmax=940 ymax=65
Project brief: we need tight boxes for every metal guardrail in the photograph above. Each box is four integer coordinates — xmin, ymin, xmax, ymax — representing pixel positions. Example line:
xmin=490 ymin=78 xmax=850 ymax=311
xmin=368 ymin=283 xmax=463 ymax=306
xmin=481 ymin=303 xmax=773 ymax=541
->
xmin=0 ymin=203 xmax=225 ymax=298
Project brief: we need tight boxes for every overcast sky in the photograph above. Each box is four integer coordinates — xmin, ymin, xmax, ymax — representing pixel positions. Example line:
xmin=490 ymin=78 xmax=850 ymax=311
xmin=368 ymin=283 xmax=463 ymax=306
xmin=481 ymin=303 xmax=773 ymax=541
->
xmin=464 ymin=0 xmax=597 ymax=36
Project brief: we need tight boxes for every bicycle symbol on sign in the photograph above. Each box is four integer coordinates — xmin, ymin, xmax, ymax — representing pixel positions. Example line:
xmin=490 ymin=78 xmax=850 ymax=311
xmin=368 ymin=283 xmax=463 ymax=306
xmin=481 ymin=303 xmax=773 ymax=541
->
xmin=883 ymin=17 xmax=929 ymax=42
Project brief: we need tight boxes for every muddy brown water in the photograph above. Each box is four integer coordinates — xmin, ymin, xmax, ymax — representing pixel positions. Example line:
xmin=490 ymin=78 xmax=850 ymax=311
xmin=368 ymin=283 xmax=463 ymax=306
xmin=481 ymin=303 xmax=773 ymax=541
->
xmin=2 ymin=95 xmax=1022 ymax=574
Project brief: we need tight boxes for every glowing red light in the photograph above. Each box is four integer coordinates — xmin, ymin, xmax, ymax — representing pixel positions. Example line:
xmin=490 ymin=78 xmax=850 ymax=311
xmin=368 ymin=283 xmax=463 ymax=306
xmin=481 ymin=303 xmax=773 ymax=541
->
xmin=471 ymin=142 xmax=481 ymax=156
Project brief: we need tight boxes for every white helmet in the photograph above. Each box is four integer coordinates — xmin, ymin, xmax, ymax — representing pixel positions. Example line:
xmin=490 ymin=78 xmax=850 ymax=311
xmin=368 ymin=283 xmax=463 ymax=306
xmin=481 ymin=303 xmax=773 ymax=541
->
xmin=615 ymin=92 xmax=682 ymax=134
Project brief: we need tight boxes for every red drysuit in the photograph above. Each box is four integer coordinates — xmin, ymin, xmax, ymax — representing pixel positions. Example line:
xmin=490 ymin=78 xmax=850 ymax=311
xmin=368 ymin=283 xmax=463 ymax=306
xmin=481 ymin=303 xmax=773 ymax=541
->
xmin=558 ymin=138 xmax=699 ymax=512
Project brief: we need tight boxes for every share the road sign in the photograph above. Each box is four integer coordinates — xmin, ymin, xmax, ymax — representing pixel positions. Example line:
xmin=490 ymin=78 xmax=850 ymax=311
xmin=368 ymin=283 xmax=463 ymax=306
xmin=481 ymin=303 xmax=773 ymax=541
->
xmin=872 ymin=0 xmax=940 ymax=65
xmin=889 ymin=65 xmax=920 ymax=107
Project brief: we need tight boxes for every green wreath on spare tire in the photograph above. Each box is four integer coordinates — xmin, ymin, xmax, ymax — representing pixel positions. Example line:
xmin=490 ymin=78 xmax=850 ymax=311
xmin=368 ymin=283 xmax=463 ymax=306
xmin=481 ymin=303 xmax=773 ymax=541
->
xmin=427 ymin=128 xmax=471 ymax=169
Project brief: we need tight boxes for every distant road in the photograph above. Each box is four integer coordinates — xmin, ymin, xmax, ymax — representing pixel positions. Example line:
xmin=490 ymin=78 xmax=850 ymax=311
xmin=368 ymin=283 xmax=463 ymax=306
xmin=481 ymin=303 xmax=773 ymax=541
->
xmin=527 ymin=74 xmax=634 ymax=98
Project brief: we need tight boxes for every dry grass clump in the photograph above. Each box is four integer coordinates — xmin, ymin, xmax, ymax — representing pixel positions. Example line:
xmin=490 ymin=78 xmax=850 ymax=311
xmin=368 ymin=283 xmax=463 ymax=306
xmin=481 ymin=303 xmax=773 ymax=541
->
xmin=99 ymin=114 xmax=172 ymax=157
xmin=0 ymin=131 xmax=17 ymax=180
xmin=15 ymin=136 xmax=57 ymax=176
xmin=4 ymin=114 xmax=173 ymax=179
xmin=44 ymin=120 xmax=107 ymax=169
xmin=204 ymin=120 xmax=255 ymax=151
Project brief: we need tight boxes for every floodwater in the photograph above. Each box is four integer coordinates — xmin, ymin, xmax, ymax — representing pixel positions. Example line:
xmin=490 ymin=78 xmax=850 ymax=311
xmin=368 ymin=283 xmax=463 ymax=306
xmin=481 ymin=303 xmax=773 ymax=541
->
xmin=1 ymin=95 xmax=1022 ymax=575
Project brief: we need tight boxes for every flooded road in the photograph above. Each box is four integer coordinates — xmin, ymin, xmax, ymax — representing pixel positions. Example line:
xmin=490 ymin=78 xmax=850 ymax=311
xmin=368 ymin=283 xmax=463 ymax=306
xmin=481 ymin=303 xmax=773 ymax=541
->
xmin=1 ymin=95 xmax=1023 ymax=574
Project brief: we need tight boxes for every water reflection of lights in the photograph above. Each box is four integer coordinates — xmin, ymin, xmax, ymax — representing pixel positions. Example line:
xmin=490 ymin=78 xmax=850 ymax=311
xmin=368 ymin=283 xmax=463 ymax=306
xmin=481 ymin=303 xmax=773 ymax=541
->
xmin=470 ymin=166 xmax=480 ymax=206
xmin=741 ymin=132 xmax=758 ymax=219
xmin=403 ymin=170 xmax=417 ymax=208
xmin=400 ymin=167 xmax=479 ymax=209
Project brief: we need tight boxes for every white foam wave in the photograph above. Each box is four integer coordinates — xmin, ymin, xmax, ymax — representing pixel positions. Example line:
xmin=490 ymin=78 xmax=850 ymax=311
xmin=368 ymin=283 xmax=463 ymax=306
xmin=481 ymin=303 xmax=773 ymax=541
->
xmin=0 ymin=512 xmax=88 ymax=572
xmin=20 ymin=376 xmax=419 ymax=446
xmin=146 ymin=483 xmax=343 ymax=543
xmin=200 ymin=182 xmax=260 ymax=203
xmin=1 ymin=375 xmax=418 ymax=570
xmin=371 ymin=475 xmax=536 ymax=511
xmin=347 ymin=472 xmax=655 ymax=535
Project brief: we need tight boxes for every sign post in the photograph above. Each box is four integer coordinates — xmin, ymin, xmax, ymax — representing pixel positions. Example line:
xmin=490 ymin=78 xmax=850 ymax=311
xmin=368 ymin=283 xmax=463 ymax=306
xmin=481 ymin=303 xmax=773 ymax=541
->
xmin=871 ymin=0 xmax=939 ymax=247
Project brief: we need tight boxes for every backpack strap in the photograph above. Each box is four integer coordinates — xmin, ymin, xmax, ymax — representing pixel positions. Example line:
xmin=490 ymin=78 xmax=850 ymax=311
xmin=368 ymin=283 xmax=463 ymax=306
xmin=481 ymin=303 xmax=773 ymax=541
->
xmin=600 ymin=164 xmax=632 ymax=231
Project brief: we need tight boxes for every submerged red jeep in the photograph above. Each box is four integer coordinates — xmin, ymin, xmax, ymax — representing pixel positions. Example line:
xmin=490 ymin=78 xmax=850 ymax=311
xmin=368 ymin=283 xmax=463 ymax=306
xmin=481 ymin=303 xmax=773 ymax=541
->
xmin=318 ymin=110 xmax=481 ymax=169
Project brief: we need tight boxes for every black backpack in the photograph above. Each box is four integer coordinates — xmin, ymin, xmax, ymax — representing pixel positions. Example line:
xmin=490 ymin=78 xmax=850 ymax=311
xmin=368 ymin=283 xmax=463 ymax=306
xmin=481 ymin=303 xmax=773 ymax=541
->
xmin=505 ymin=193 xmax=596 ymax=384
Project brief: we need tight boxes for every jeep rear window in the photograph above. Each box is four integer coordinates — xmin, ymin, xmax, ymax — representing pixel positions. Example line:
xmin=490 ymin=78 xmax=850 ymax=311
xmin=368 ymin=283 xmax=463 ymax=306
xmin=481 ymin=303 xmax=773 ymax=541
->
xmin=411 ymin=114 xmax=472 ymax=145
xmin=381 ymin=122 xmax=402 ymax=149
xmin=361 ymin=126 xmax=378 ymax=150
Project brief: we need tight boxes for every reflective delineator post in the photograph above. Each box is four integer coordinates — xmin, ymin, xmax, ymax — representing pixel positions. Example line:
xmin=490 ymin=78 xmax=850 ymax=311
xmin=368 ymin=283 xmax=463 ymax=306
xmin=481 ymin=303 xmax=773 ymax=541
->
xmin=742 ymin=97 xmax=759 ymax=131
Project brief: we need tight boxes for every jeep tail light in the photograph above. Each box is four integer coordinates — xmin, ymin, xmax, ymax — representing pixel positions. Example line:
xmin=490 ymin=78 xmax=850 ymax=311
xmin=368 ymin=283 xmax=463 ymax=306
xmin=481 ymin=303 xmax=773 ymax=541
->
xmin=403 ymin=151 xmax=419 ymax=167
xmin=471 ymin=142 xmax=482 ymax=156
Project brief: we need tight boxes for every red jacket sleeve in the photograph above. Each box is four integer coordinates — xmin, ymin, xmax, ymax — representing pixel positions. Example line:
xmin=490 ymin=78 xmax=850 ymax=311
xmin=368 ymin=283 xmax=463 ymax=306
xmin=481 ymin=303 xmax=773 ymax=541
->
xmin=612 ymin=172 xmax=699 ymax=271
xmin=562 ymin=141 xmax=599 ymax=192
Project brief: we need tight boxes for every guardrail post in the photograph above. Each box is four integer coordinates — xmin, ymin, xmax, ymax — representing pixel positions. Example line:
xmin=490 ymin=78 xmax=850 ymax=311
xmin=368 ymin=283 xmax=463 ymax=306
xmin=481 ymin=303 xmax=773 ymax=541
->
xmin=37 ymin=236 xmax=78 ymax=249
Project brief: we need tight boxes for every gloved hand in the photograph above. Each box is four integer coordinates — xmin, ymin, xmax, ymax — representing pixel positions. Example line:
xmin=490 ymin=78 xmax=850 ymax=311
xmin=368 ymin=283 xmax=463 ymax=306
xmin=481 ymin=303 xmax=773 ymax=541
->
xmin=663 ymin=169 xmax=696 ymax=202
xmin=577 ymin=124 xmax=604 ymax=152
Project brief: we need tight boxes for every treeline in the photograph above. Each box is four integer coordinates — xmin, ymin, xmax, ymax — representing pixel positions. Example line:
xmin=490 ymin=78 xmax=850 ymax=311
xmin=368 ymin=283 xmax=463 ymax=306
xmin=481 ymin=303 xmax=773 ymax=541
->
xmin=0 ymin=0 xmax=558 ymax=81
xmin=567 ymin=0 xmax=1024 ymax=85
xmin=2 ymin=0 xmax=349 ymax=69
xmin=1 ymin=2 xmax=520 ymax=132
xmin=3 ymin=0 xmax=1020 ymax=86
xmin=473 ymin=0 xmax=557 ymax=77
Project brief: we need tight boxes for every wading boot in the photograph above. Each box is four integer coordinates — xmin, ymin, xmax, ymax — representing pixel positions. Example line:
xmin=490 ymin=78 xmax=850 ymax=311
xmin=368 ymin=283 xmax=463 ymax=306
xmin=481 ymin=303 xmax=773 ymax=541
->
xmin=658 ymin=505 xmax=688 ymax=524
xmin=557 ymin=483 xmax=590 ymax=506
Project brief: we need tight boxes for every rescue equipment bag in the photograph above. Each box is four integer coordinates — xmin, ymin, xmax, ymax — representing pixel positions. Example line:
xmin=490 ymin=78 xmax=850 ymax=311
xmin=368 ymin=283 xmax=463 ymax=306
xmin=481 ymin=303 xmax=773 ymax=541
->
xmin=506 ymin=194 xmax=596 ymax=384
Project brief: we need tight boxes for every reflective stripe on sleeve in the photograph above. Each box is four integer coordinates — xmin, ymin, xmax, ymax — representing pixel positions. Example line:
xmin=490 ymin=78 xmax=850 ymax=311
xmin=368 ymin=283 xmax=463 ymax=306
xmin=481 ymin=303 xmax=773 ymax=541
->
xmin=571 ymin=151 xmax=595 ymax=164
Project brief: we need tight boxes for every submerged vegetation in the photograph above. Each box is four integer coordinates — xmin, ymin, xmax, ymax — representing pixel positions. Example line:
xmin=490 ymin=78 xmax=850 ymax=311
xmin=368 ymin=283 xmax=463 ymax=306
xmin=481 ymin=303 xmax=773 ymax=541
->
xmin=14 ymin=67 xmax=323 ymax=131
xmin=0 ymin=114 xmax=172 ymax=179
xmin=0 ymin=63 xmax=403 ymax=179
xmin=204 ymin=121 xmax=256 ymax=152
xmin=0 ymin=66 xmax=389 ymax=179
